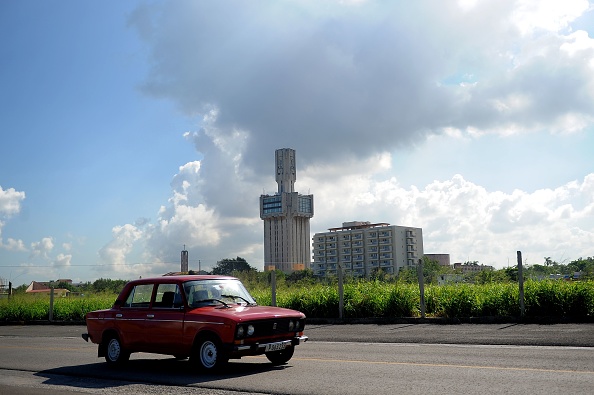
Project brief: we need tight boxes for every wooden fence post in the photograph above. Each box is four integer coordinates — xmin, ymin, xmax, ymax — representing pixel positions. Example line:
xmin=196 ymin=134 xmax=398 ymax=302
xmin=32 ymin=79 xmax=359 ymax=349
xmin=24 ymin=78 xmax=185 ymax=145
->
xmin=271 ymin=270 xmax=277 ymax=307
xmin=49 ymin=287 xmax=55 ymax=321
xmin=517 ymin=251 xmax=525 ymax=317
xmin=338 ymin=264 xmax=344 ymax=320
xmin=417 ymin=259 xmax=426 ymax=319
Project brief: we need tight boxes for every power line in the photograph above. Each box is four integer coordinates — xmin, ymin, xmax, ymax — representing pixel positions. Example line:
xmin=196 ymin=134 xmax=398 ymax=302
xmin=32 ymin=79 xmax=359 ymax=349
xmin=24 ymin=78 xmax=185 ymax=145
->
xmin=0 ymin=261 xmax=180 ymax=268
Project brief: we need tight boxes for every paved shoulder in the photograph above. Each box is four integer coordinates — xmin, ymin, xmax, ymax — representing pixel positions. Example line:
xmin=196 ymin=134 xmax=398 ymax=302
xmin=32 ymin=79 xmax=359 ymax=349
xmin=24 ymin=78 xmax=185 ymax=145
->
xmin=305 ymin=323 xmax=594 ymax=347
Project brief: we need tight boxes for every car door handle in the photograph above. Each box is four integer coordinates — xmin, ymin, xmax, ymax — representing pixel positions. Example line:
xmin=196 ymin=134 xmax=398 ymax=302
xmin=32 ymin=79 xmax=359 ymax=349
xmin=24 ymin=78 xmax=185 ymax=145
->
xmin=147 ymin=314 xmax=154 ymax=319
xmin=115 ymin=314 xmax=122 ymax=318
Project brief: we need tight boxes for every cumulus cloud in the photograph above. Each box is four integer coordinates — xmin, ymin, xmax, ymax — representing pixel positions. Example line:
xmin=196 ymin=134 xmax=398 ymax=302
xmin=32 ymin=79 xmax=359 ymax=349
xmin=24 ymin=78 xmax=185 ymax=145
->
xmin=94 ymin=0 xmax=594 ymax=274
xmin=305 ymin=171 xmax=594 ymax=266
xmin=0 ymin=186 xmax=25 ymax=217
xmin=30 ymin=237 xmax=54 ymax=259
xmin=129 ymin=0 xmax=594 ymax=171
xmin=53 ymin=253 xmax=72 ymax=268
xmin=0 ymin=186 xmax=26 ymax=251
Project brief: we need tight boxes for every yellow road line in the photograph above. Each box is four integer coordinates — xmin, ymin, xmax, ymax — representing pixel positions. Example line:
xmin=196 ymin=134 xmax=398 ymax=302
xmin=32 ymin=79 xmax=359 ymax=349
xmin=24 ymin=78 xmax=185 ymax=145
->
xmin=249 ymin=355 xmax=594 ymax=375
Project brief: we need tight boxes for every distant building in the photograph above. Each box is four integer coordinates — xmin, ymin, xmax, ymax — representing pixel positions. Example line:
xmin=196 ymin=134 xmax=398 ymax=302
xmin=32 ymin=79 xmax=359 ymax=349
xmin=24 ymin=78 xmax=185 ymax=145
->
xmin=425 ymin=253 xmax=451 ymax=267
xmin=453 ymin=262 xmax=494 ymax=273
xmin=25 ymin=281 xmax=70 ymax=297
xmin=312 ymin=221 xmax=424 ymax=277
xmin=260 ymin=148 xmax=314 ymax=273
xmin=181 ymin=248 xmax=189 ymax=273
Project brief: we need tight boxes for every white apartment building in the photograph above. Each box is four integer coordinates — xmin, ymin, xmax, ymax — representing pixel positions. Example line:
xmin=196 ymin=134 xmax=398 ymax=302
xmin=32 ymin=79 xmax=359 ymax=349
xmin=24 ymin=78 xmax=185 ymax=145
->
xmin=312 ymin=221 xmax=423 ymax=277
xmin=260 ymin=149 xmax=314 ymax=273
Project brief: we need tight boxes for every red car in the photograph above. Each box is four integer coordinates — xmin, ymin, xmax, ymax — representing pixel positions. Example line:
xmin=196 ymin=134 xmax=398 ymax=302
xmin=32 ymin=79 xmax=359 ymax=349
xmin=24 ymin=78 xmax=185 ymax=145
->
xmin=82 ymin=275 xmax=307 ymax=370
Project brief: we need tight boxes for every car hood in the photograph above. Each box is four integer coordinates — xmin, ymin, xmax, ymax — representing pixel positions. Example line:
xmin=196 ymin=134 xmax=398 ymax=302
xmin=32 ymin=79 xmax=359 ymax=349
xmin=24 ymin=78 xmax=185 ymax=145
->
xmin=187 ymin=304 xmax=305 ymax=321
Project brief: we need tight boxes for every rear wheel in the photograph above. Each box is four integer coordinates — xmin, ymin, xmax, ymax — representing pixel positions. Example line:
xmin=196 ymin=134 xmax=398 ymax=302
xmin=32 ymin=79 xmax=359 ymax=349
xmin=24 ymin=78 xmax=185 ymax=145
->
xmin=265 ymin=345 xmax=294 ymax=365
xmin=191 ymin=336 xmax=228 ymax=370
xmin=104 ymin=334 xmax=130 ymax=365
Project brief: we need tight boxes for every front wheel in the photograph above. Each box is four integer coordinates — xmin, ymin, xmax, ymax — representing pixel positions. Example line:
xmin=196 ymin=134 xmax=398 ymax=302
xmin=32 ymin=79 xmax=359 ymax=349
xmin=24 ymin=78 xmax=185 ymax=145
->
xmin=191 ymin=336 xmax=228 ymax=370
xmin=104 ymin=335 xmax=130 ymax=365
xmin=265 ymin=345 xmax=294 ymax=365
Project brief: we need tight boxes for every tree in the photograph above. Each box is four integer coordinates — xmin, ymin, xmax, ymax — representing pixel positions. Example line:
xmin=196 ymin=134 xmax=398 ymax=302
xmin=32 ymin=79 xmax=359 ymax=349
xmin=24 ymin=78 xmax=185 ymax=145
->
xmin=211 ymin=257 xmax=256 ymax=275
xmin=286 ymin=269 xmax=315 ymax=285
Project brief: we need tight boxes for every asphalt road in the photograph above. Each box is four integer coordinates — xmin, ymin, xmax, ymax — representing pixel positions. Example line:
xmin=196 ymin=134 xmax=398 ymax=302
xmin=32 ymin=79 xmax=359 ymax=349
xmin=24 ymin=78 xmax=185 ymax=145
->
xmin=1 ymin=322 xmax=594 ymax=346
xmin=0 ymin=324 xmax=593 ymax=395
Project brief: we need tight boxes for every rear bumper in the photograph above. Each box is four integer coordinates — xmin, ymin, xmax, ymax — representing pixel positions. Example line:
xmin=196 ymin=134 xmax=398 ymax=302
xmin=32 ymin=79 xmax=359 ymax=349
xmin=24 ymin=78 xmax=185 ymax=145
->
xmin=234 ymin=335 xmax=308 ymax=353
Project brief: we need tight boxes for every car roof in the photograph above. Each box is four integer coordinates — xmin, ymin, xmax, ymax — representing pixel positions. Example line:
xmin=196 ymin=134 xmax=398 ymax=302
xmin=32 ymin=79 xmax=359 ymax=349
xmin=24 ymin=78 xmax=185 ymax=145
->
xmin=127 ymin=275 xmax=239 ymax=285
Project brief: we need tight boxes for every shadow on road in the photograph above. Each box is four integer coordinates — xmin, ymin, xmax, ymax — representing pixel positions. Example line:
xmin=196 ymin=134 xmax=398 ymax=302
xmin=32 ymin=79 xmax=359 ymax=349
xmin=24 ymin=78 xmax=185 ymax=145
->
xmin=35 ymin=356 xmax=289 ymax=389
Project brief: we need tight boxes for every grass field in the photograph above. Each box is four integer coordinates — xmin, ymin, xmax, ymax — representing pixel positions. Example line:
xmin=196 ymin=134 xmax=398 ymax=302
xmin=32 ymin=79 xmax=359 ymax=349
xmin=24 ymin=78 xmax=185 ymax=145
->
xmin=1 ymin=280 xmax=592 ymax=321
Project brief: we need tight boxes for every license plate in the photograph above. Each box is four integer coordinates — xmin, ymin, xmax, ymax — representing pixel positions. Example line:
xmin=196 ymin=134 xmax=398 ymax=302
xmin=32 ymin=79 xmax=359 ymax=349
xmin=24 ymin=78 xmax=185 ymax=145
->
xmin=265 ymin=342 xmax=287 ymax=352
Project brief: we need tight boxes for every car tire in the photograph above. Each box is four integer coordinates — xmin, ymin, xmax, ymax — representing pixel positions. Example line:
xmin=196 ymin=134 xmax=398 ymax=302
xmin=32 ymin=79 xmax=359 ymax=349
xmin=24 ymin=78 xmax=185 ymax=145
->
xmin=191 ymin=336 xmax=228 ymax=370
xmin=265 ymin=345 xmax=294 ymax=365
xmin=104 ymin=334 xmax=130 ymax=365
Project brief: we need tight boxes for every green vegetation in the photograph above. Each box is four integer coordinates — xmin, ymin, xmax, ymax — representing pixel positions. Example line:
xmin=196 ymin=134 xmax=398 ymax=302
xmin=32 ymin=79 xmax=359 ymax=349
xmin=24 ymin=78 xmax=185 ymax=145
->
xmin=0 ymin=293 xmax=116 ymax=322
xmin=2 ymin=256 xmax=592 ymax=322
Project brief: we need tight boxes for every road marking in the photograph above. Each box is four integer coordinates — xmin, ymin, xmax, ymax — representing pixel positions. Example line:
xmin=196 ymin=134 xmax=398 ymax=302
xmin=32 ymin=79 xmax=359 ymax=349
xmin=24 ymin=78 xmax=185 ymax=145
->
xmin=286 ymin=356 xmax=594 ymax=375
xmin=248 ymin=354 xmax=594 ymax=375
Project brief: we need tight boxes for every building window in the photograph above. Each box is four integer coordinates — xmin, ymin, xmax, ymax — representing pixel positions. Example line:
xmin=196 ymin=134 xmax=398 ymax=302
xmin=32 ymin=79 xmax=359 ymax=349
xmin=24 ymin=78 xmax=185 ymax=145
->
xmin=262 ymin=196 xmax=282 ymax=214
xmin=298 ymin=196 xmax=313 ymax=214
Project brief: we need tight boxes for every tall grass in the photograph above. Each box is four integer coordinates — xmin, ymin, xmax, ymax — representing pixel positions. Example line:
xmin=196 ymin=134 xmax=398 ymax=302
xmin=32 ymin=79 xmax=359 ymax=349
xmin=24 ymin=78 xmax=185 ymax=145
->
xmin=1 ymin=280 xmax=592 ymax=321
xmin=0 ymin=294 xmax=115 ymax=322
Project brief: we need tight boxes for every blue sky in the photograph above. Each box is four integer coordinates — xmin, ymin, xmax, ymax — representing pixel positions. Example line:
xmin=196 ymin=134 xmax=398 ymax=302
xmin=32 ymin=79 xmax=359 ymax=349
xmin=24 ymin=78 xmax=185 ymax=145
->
xmin=1 ymin=0 xmax=593 ymax=287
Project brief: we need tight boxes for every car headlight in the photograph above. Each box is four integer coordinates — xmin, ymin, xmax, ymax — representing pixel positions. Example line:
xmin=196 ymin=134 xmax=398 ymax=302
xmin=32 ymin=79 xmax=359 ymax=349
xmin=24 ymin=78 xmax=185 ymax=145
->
xmin=288 ymin=320 xmax=295 ymax=331
xmin=236 ymin=325 xmax=245 ymax=338
xmin=247 ymin=324 xmax=255 ymax=336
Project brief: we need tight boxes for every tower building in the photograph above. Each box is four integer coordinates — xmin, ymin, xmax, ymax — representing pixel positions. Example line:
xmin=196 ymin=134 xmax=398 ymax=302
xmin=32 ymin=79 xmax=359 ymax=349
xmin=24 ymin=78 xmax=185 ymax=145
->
xmin=181 ymin=247 xmax=188 ymax=273
xmin=260 ymin=148 xmax=314 ymax=273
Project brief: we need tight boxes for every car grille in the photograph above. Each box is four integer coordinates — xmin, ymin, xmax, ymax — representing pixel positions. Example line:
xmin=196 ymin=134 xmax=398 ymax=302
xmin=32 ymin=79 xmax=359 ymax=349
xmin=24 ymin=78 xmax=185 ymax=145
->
xmin=250 ymin=318 xmax=306 ymax=336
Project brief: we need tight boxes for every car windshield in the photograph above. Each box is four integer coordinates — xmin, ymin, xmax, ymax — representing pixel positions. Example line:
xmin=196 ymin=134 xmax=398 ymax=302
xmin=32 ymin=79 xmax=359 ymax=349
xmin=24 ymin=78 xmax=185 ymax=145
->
xmin=183 ymin=279 xmax=257 ymax=308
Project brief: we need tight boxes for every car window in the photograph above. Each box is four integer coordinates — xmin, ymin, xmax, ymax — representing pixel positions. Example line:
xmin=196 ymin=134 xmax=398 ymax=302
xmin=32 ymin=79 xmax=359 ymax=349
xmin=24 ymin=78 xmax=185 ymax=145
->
xmin=184 ymin=279 xmax=256 ymax=307
xmin=123 ymin=284 xmax=154 ymax=308
xmin=153 ymin=284 xmax=183 ymax=308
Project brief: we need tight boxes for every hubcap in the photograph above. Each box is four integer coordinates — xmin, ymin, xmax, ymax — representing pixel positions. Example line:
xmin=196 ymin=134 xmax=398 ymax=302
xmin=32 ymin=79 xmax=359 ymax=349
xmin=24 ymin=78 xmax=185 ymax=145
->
xmin=200 ymin=341 xmax=217 ymax=368
xmin=107 ymin=338 xmax=121 ymax=361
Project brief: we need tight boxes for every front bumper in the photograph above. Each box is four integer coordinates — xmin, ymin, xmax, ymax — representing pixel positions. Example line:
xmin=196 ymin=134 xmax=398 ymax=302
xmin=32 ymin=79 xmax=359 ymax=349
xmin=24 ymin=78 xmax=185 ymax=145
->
xmin=234 ymin=335 xmax=308 ymax=353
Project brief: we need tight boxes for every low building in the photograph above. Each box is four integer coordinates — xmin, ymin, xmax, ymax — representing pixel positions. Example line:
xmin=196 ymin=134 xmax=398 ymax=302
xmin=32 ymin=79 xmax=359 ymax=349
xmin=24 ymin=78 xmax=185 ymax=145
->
xmin=25 ymin=281 xmax=70 ymax=297
xmin=425 ymin=253 xmax=451 ymax=267
xmin=312 ymin=221 xmax=424 ymax=277
xmin=453 ymin=263 xmax=494 ymax=273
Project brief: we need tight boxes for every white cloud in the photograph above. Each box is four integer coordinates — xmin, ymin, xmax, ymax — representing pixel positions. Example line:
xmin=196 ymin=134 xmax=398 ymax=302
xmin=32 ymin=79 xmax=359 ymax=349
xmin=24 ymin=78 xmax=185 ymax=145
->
xmin=1 ymin=237 xmax=27 ymax=252
xmin=0 ymin=186 xmax=25 ymax=217
xmin=30 ymin=237 xmax=54 ymax=258
xmin=127 ymin=0 xmax=594 ymax=172
xmin=53 ymin=253 xmax=72 ymax=268
xmin=511 ymin=0 xmax=590 ymax=35
xmin=98 ymin=224 xmax=144 ymax=271
xmin=0 ymin=186 xmax=26 ymax=250
xmin=92 ymin=0 xmax=594 ymax=273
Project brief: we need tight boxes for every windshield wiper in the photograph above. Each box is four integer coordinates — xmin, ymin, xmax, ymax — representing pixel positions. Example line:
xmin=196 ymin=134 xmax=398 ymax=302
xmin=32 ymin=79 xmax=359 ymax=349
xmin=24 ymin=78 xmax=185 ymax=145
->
xmin=195 ymin=298 xmax=230 ymax=308
xmin=221 ymin=294 xmax=257 ymax=306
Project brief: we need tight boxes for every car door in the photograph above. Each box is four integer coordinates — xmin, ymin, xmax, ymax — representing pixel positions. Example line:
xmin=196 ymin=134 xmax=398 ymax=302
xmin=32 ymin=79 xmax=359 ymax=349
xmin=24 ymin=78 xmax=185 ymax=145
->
xmin=116 ymin=283 xmax=154 ymax=350
xmin=144 ymin=283 xmax=185 ymax=354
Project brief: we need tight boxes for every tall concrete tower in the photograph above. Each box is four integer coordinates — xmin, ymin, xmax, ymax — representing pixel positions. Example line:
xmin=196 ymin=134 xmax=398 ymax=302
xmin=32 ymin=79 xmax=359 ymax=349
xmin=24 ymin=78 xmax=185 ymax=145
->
xmin=260 ymin=148 xmax=314 ymax=273
xmin=181 ymin=247 xmax=188 ymax=273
